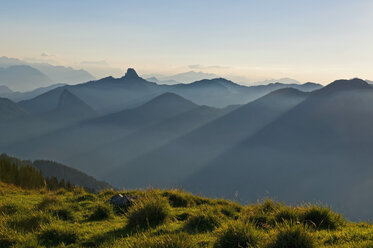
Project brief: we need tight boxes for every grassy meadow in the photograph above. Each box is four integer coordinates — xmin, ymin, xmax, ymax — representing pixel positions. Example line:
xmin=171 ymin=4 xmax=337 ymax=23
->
xmin=0 ymin=182 xmax=372 ymax=248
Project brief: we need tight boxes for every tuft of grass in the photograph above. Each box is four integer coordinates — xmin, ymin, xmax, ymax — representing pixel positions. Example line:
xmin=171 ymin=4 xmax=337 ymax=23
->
xmin=162 ymin=190 xmax=195 ymax=208
xmin=88 ymin=204 xmax=112 ymax=221
xmin=249 ymin=213 xmax=274 ymax=229
xmin=184 ymin=208 xmax=221 ymax=233
xmin=126 ymin=194 xmax=171 ymax=229
xmin=214 ymin=221 xmax=263 ymax=248
xmin=38 ymin=227 xmax=78 ymax=247
xmin=7 ymin=212 xmax=50 ymax=232
xmin=193 ymin=196 xmax=213 ymax=206
xmin=269 ymin=224 xmax=315 ymax=248
xmin=256 ymin=199 xmax=280 ymax=214
xmin=220 ymin=205 xmax=240 ymax=219
xmin=302 ymin=205 xmax=345 ymax=230
xmin=52 ymin=207 xmax=75 ymax=221
xmin=36 ymin=195 xmax=59 ymax=210
xmin=0 ymin=204 xmax=20 ymax=216
xmin=275 ymin=208 xmax=299 ymax=224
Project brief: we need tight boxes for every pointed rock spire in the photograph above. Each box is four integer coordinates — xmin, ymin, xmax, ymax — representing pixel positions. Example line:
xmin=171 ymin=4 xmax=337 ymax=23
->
xmin=124 ymin=68 xmax=140 ymax=79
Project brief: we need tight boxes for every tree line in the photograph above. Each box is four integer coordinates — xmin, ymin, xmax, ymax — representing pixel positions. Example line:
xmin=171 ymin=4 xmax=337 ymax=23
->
xmin=0 ymin=155 xmax=74 ymax=190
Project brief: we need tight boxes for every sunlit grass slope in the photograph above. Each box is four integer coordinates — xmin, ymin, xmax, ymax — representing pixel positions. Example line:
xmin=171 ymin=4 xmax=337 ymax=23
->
xmin=0 ymin=182 xmax=372 ymax=248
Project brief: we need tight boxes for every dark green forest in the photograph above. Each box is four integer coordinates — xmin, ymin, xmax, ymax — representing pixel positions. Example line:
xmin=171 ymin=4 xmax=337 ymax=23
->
xmin=0 ymin=154 xmax=109 ymax=191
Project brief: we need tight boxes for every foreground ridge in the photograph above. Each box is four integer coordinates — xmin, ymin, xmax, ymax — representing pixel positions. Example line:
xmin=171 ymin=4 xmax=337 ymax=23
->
xmin=0 ymin=183 xmax=372 ymax=248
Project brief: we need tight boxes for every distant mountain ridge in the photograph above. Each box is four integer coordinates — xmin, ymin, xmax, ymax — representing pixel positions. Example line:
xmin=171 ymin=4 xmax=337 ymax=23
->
xmin=0 ymin=56 xmax=95 ymax=91
xmin=253 ymin=77 xmax=302 ymax=85
xmin=42 ymin=89 xmax=98 ymax=123
xmin=112 ymin=87 xmax=309 ymax=188
xmin=0 ymin=85 xmax=13 ymax=94
xmin=0 ymin=97 xmax=28 ymax=121
xmin=17 ymin=68 xmax=322 ymax=115
xmin=0 ymin=83 xmax=66 ymax=102
xmin=0 ymin=65 xmax=53 ymax=91
xmin=143 ymin=70 xmax=219 ymax=84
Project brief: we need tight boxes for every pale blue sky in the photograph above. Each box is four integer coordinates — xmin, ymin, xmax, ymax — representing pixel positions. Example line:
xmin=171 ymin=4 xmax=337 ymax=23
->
xmin=1 ymin=0 xmax=373 ymax=83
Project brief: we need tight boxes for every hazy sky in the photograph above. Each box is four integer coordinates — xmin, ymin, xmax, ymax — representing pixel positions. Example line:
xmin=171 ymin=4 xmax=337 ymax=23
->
xmin=1 ymin=0 xmax=373 ymax=84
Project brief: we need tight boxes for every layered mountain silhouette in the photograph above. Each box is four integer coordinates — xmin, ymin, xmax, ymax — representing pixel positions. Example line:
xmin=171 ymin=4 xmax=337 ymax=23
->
xmin=18 ymin=68 xmax=322 ymax=114
xmin=183 ymin=78 xmax=373 ymax=220
xmin=2 ymin=83 xmax=66 ymax=102
xmin=3 ymin=93 xmax=224 ymax=176
xmin=42 ymin=89 xmax=98 ymax=123
xmin=93 ymin=92 xmax=197 ymax=128
xmin=2 ymin=68 xmax=372 ymax=220
xmin=146 ymin=77 xmax=180 ymax=85
xmin=144 ymin=70 xmax=219 ymax=84
xmin=0 ymin=65 xmax=53 ymax=91
xmin=0 ymin=56 xmax=95 ymax=86
xmin=0 ymin=97 xmax=28 ymax=121
xmin=18 ymin=68 xmax=158 ymax=114
xmin=0 ymin=89 xmax=98 ymax=148
xmin=70 ymin=103 xmax=233 ymax=177
xmin=109 ymin=87 xmax=309 ymax=188
xmin=0 ymin=85 xmax=13 ymax=95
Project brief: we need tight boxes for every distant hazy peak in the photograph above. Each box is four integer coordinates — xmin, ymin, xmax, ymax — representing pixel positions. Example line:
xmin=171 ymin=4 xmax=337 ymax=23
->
xmin=0 ymin=85 xmax=13 ymax=94
xmin=123 ymin=68 xmax=140 ymax=79
xmin=185 ymin=78 xmax=237 ymax=88
xmin=267 ymin=87 xmax=307 ymax=96
xmin=316 ymin=78 xmax=371 ymax=95
xmin=145 ymin=92 xmax=196 ymax=106
xmin=329 ymin=78 xmax=370 ymax=89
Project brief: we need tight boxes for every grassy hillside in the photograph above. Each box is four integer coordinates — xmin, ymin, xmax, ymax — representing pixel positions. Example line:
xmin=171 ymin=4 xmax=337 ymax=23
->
xmin=0 ymin=183 xmax=372 ymax=248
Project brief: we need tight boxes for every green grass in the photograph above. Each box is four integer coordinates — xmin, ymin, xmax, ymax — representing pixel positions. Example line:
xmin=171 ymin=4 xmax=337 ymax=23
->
xmin=269 ymin=223 xmax=315 ymax=248
xmin=302 ymin=205 xmax=345 ymax=230
xmin=184 ymin=207 xmax=222 ymax=233
xmin=88 ymin=204 xmax=112 ymax=221
xmin=38 ymin=226 xmax=79 ymax=246
xmin=126 ymin=193 xmax=172 ymax=229
xmin=0 ymin=182 xmax=372 ymax=248
xmin=214 ymin=221 xmax=263 ymax=248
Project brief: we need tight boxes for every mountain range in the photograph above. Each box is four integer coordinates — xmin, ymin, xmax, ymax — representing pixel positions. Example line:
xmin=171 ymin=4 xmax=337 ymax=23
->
xmin=16 ymin=68 xmax=322 ymax=115
xmin=0 ymin=83 xmax=66 ymax=102
xmin=144 ymin=70 xmax=219 ymax=84
xmin=1 ymin=68 xmax=372 ymax=220
xmin=183 ymin=78 xmax=373 ymax=220
xmin=0 ymin=56 xmax=95 ymax=91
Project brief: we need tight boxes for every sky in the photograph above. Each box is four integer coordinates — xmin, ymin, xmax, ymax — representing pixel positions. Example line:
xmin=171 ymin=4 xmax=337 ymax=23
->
xmin=1 ymin=0 xmax=373 ymax=84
